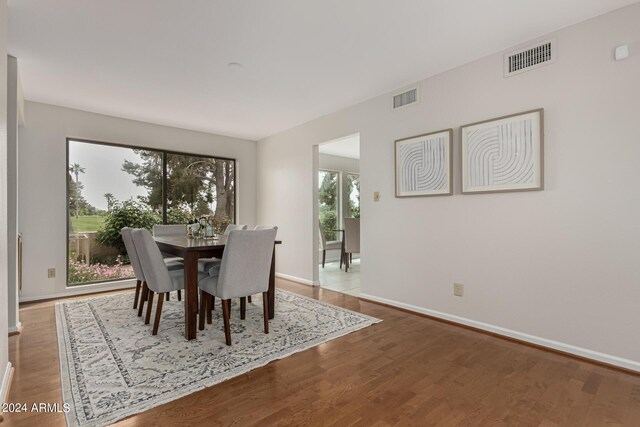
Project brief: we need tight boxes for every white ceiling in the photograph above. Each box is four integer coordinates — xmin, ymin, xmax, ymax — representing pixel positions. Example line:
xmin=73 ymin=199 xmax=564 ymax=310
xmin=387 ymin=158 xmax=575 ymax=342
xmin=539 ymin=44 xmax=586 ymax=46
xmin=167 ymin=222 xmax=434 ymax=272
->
xmin=319 ymin=134 xmax=360 ymax=160
xmin=8 ymin=0 xmax=638 ymax=140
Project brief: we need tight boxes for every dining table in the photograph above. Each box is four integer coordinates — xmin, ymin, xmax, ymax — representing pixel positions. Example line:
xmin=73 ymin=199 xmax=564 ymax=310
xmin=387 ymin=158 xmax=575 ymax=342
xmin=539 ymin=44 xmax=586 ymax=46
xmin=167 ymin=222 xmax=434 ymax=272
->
xmin=154 ymin=234 xmax=282 ymax=341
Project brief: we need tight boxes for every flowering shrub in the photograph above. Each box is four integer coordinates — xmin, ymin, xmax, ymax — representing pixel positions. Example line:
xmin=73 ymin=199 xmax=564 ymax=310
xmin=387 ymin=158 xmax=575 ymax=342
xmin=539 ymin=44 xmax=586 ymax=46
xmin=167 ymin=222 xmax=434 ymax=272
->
xmin=68 ymin=256 xmax=134 ymax=284
xmin=96 ymin=200 xmax=160 ymax=256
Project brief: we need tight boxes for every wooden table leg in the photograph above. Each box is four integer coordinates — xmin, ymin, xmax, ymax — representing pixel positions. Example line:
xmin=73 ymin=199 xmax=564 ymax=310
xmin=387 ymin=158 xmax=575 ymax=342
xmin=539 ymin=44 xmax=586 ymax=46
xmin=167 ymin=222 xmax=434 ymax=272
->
xmin=268 ymin=245 xmax=276 ymax=320
xmin=184 ymin=252 xmax=199 ymax=340
xmin=340 ymin=230 xmax=346 ymax=271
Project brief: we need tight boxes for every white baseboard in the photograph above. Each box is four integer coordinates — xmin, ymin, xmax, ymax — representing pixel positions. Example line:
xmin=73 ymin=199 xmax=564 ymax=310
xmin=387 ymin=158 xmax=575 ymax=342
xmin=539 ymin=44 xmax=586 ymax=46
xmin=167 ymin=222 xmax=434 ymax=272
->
xmin=359 ymin=293 xmax=640 ymax=373
xmin=8 ymin=322 xmax=22 ymax=335
xmin=1 ymin=362 xmax=14 ymax=406
xmin=276 ymin=272 xmax=317 ymax=287
xmin=19 ymin=281 xmax=136 ymax=302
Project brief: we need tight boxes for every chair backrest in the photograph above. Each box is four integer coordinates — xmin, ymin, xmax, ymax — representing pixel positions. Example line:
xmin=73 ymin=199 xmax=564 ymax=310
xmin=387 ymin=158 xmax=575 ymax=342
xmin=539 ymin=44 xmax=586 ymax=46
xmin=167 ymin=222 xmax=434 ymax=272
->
xmin=344 ymin=218 xmax=360 ymax=254
xmin=318 ymin=221 xmax=327 ymax=249
xmin=254 ymin=225 xmax=278 ymax=236
xmin=121 ymin=227 xmax=145 ymax=282
xmin=216 ymin=229 xmax=277 ymax=299
xmin=131 ymin=228 xmax=175 ymax=293
xmin=224 ymin=224 xmax=248 ymax=235
xmin=153 ymin=224 xmax=187 ymax=237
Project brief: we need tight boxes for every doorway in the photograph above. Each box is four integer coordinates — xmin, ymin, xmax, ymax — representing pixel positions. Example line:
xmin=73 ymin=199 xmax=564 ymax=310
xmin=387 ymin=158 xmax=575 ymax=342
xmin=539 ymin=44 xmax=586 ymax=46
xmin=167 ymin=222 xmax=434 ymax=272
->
xmin=313 ymin=134 xmax=360 ymax=295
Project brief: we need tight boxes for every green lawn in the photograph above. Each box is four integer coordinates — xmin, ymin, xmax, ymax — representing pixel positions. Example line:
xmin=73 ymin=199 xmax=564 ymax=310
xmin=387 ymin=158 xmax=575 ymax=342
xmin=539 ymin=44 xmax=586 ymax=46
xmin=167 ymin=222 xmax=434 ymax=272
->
xmin=71 ymin=215 xmax=106 ymax=232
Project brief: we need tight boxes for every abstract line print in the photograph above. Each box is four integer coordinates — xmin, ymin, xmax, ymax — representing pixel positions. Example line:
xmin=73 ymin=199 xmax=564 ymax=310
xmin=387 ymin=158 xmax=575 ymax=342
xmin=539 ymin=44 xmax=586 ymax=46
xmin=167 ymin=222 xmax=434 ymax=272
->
xmin=396 ymin=130 xmax=452 ymax=197
xmin=462 ymin=110 xmax=542 ymax=193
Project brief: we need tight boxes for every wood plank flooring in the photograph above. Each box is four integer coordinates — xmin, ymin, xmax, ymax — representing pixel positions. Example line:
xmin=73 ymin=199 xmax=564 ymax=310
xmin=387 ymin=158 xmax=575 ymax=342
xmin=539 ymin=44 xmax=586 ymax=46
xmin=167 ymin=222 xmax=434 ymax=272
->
xmin=5 ymin=280 xmax=640 ymax=426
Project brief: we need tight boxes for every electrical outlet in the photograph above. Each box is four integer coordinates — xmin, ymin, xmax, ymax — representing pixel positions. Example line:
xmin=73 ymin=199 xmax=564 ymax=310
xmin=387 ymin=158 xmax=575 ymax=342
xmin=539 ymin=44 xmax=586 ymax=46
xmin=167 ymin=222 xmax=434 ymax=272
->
xmin=373 ymin=191 xmax=381 ymax=202
xmin=453 ymin=282 xmax=464 ymax=297
xmin=48 ymin=268 xmax=56 ymax=278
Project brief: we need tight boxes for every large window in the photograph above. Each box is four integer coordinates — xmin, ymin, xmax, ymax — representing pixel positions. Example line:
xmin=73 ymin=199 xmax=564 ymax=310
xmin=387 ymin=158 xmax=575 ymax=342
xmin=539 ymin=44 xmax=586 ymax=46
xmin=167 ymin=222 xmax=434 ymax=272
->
xmin=318 ymin=170 xmax=339 ymax=241
xmin=347 ymin=173 xmax=360 ymax=218
xmin=67 ymin=139 xmax=236 ymax=286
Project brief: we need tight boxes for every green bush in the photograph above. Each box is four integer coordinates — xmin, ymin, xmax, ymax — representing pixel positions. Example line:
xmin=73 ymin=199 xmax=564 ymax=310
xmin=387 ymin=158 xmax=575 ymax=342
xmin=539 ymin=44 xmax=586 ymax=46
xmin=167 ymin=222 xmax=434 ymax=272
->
xmin=319 ymin=209 xmax=337 ymax=241
xmin=96 ymin=200 xmax=160 ymax=255
xmin=167 ymin=206 xmax=191 ymax=225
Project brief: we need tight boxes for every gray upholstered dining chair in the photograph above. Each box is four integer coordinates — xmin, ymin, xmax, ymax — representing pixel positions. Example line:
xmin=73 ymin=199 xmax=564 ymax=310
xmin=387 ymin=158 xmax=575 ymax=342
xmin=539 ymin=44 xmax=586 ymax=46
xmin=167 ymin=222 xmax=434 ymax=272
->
xmin=254 ymin=225 xmax=278 ymax=233
xmin=246 ymin=226 xmax=278 ymax=303
xmin=197 ymin=224 xmax=248 ymax=273
xmin=343 ymin=217 xmax=360 ymax=272
xmin=319 ymin=221 xmax=342 ymax=268
xmin=132 ymin=228 xmax=205 ymax=335
xmin=152 ymin=224 xmax=187 ymax=301
xmin=153 ymin=224 xmax=187 ymax=237
xmin=152 ymin=224 xmax=186 ymax=261
xmin=121 ymin=227 xmax=183 ymax=315
xmin=198 ymin=228 xmax=277 ymax=345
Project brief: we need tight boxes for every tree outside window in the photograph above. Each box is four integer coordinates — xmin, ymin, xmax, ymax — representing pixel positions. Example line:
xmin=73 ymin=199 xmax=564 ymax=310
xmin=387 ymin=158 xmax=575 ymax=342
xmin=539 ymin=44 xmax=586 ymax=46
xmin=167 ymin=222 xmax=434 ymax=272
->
xmin=318 ymin=170 xmax=338 ymax=241
xmin=347 ymin=173 xmax=360 ymax=218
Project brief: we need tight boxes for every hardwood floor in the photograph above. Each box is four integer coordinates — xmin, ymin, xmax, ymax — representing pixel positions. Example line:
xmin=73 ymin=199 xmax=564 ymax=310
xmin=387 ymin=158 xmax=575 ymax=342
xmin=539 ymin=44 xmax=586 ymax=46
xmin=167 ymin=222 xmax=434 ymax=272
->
xmin=6 ymin=280 xmax=640 ymax=426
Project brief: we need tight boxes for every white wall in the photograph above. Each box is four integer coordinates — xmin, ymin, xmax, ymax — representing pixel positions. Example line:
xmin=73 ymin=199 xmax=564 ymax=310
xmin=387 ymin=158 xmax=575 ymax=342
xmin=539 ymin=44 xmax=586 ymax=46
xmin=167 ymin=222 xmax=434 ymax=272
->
xmin=318 ymin=153 xmax=359 ymax=174
xmin=6 ymin=56 xmax=19 ymax=332
xmin=18 ymin=101 xmax=257 ymax=300
xmin=0 ymin=0 xmax=9 ymax=402
xmin=258 ymin=5 xmax=640 ymax=369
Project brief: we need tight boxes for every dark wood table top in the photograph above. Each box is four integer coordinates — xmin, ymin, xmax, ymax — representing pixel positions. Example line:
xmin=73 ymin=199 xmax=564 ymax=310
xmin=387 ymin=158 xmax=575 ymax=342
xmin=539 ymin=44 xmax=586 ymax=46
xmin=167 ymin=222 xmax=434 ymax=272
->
xmin=154 ymin=235 xmax=282 ymax=252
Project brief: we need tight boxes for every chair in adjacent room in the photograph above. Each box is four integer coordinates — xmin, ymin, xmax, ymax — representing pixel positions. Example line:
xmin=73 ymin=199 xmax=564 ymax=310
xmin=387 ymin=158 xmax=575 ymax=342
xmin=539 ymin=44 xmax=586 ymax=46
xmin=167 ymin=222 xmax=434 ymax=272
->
xmin=343 ymin=217 xmax=360 ymax=272
xmin=198 ymin=228 xmax=277 ymax=345
xmin=319 ymin=221 xmax=343 ymax=268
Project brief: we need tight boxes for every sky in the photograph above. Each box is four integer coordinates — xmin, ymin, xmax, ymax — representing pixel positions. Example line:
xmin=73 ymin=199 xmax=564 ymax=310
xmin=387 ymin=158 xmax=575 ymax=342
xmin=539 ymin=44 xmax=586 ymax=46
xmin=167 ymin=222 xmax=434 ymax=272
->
xmin=68 ymin=140 xmax=150 ymax=211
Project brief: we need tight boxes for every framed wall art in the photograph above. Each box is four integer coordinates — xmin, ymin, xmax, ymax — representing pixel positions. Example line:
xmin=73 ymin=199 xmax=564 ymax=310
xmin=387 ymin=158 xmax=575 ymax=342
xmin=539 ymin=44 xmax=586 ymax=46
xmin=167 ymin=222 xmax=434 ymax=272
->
xmin=461 ymin=109 xmax=544 ymax=194
xmin=395 ymin=129 xmax=453 ymax=197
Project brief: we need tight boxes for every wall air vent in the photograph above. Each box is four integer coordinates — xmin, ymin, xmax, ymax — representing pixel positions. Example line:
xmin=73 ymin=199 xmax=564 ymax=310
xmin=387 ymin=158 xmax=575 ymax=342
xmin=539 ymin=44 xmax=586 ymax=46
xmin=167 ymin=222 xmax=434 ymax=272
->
xmin=504 ymin=39 xmax=556 ymax=77
xmin=392 ymin=86 xmax=419 ymax=110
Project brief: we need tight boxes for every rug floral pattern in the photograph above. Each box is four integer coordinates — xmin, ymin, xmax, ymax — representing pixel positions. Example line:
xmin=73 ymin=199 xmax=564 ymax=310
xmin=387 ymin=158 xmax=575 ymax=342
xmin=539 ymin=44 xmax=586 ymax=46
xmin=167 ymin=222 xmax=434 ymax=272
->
xmin=56 ymin=289 xmax=380 ymax=427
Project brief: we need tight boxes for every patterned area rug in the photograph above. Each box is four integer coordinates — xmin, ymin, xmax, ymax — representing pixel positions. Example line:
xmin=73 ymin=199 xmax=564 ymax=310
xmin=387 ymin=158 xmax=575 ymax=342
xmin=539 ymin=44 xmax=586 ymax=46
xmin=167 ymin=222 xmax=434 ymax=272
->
xmin=56 ymin=289 xmax=380 ymax=427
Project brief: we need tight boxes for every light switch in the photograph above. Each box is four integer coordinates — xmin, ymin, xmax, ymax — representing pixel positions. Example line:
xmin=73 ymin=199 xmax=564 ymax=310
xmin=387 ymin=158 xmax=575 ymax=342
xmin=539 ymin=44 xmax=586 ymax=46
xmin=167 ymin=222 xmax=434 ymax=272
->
xmin=373 ymin=192 xmax=381 ymax=202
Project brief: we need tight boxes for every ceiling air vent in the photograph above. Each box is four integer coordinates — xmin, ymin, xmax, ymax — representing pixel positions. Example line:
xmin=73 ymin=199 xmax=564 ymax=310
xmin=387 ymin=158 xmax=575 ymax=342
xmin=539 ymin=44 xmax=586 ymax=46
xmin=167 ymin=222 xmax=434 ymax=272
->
xmin=504 ymin=39 xmax=556 ymax=77
xmin=392 ymin=86 xmax=419 ymax=110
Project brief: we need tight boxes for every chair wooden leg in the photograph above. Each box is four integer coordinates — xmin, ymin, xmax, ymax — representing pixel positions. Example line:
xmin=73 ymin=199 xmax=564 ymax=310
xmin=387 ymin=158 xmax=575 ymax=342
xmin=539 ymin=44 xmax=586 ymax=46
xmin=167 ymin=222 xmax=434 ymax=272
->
xmin=247 ymin=295 xmax=251 ymax=303
xmin=262 ymin=292 xmax=269 ymax=334
xmin=199 ymin=291 xmax=207 ymax=331
xmin=153 ymin=293 xmax=164 ymax=335
xmin=345 ymin=253 xmax=349 ymax=272
xmin=207 ymin=294 xmax=213 ymax=324
xmin=138 ymin=282 xmax=148 ymax=317
xmin=222 ymin=299 xmax=232 ymax=346
xmin=322 ymin=249 xmax=326 ymax=268
xmin=177 ymin=290 xmax=181 ymax=301
xmin=145 ymin=290 xmax=155 ymax=325
xmin=240 ymin=297 xmax=246 ymax=320
xmin=165 ymin=292 xmax=170 ymax=302
xmin=133 ymin=279 xmax=141 ymax=309
xmin=350 ymin=253 xmax=353 ymax=263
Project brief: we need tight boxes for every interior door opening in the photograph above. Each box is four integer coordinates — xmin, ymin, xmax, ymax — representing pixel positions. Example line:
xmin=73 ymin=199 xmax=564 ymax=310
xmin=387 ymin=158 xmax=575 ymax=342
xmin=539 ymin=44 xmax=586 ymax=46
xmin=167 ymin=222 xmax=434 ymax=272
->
xmin=313 ymin=134 xmax=360 ymax=296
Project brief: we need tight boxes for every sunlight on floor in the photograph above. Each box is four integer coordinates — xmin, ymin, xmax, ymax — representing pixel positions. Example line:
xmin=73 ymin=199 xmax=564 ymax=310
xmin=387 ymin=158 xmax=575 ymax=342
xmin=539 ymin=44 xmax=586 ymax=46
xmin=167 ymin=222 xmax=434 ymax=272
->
xmin=319 ymin=259 xmax=360 ymax=296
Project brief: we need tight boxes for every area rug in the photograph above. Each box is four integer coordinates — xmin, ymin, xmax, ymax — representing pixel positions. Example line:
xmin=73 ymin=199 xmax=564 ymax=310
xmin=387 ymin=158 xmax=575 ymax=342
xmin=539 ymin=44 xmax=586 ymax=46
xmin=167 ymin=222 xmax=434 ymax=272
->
xmin=56 ymin=289 xmax=380 ymax=427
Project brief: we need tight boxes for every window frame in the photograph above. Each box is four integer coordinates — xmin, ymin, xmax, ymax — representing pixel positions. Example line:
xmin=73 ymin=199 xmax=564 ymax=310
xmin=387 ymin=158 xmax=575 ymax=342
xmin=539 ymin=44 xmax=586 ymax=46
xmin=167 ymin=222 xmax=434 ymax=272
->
xmin=65 ymin=137 xmax=237 ymax=286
